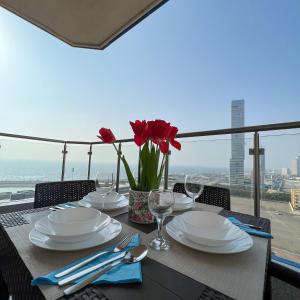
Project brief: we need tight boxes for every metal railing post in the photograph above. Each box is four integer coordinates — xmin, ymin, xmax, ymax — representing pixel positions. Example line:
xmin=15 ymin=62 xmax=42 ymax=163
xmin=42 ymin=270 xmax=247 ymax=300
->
xmin=115 ymin=143 xmax=122 ymax=192
xmin=87 ymin=144 xmax=93 ymax=180
xmin=61 ymin=143 xmax=68 ymax=181
xmin=253 ymin=132 xmax=261 ymax=217
xmin=164 ymin=150 xmax=170 ymax=190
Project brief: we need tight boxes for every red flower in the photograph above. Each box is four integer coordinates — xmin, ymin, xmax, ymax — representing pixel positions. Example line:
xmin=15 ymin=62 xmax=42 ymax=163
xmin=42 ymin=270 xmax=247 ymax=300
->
xmin=159 ymin=141 xmax=169 ymax=154
xmin=98 ymin=128 xmax=116 ymax=143
xmin=130 ymin=120 xmax=147 ymax=136
xmin=170 ymin=139 xmax=181 ymax=150
xmin=167 ymin=126 xmax=178 ymax=140
xmin=130 ymin=120 xmax=149 ymax=146
xmin=148 ymin=119 xmax=171 ymax=144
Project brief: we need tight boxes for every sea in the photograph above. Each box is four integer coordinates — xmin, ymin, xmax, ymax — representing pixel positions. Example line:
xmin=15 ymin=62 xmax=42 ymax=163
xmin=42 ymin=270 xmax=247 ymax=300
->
xmin=0 ymin=159 xmax=228 ymax=194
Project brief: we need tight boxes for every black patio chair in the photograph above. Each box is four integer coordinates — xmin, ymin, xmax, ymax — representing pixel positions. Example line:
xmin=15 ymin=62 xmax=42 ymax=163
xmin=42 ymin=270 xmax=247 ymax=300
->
xmin=34 ymin=180 xmax=96 ymax=208
xmin=269 ymin=256 xmax=300 ymax=289
xmin=173 ymin=182 xmax=231 ymax=210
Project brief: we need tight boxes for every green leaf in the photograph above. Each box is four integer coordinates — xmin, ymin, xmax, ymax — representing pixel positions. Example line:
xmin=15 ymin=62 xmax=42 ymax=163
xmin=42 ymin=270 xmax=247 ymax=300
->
xmin=157 ymin=154 xmax=166 ymax=188
xmin=120 ymin=155 xmax=136 ymax=190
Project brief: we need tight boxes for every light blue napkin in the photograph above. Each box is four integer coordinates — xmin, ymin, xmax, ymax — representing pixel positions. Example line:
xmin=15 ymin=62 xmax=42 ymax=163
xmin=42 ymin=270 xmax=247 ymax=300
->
xmin=31 ymin=234 xmax=142 ymax=286
xmin=228 ymin=217 xmax=273 ymax=239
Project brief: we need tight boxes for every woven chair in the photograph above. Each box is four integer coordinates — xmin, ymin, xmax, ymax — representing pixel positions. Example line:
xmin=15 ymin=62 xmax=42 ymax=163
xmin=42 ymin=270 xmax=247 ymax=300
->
xmin=34 ymin=180 xmax=96 ymax=208
xmin=173 ymin=182 xmax=231 ymax=210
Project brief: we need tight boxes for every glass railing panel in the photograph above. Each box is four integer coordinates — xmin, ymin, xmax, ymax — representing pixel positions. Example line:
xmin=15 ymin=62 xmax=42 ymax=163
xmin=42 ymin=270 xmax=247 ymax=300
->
xmin=63 ymin=144 xmax=90 ymax=180
xmin=91 ymin=143 xmax=120 ymax=185
xmin=259 ymin=130 xmax=300 ymax=264
xmin=0 ymin=138 xmax=62 ymax=204
xmin=169 ymin=135 xmax=254 ymax=214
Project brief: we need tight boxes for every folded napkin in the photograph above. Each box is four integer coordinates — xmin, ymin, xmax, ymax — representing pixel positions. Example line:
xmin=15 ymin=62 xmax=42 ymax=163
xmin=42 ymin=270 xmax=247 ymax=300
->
xmin=228 ymin=217 xmax=273 ymax=239
xmin=31 ymin=234 xmax=142 ymax=286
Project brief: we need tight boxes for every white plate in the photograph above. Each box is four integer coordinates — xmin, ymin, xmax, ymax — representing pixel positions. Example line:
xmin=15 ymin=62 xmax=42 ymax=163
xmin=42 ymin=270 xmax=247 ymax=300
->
xmin=166 ymin=219 xmax=253 ymax=254
xmin=29 ymin=219 xmax=122 ymax=251
xmin=173 ymin=192 xmax=191 ymax=203
xmin=79 ymin=197 xmax=128 ymax=211
xmin=173 ymin=193 xmax=193 ymax=211
xmin=35 ymin=214 xmax=111 ymax=243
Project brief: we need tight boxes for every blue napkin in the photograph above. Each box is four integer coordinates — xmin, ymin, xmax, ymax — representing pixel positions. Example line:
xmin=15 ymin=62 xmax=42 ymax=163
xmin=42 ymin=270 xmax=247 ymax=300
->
xmin=32 ymin=234 xmax=142 ymax=286
xmin=228 ymin=217 xmax=273 ymax=239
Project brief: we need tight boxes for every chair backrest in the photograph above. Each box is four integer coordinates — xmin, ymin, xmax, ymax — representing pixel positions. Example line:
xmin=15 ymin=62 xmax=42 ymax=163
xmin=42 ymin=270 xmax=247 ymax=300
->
xmin=34 ymin=180 xmax=96 ymax=208
xmin=173 ymin=182 xmax=231 ymax=210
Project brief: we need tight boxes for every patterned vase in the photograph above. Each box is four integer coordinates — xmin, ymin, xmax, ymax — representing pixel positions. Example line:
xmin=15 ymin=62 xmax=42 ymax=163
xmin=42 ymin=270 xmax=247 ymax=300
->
xmin=128 ymin=189 xmax=155 ymax=224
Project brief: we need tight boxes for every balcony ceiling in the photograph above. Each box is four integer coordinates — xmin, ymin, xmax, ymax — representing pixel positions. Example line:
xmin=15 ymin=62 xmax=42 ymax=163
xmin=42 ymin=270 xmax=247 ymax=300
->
xmin=0 ymin=0 xmax=167 ymax=49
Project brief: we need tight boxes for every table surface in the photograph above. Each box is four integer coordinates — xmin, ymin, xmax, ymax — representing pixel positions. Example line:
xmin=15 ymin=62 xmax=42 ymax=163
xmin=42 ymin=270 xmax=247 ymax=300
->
xmin=0 ymin=203 xmax=271 ymax=300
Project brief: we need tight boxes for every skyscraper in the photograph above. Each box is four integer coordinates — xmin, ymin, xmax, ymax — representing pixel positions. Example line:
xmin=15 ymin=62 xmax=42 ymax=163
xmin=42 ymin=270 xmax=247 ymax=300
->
xmin=230 ymin=100 xmax=245 ymax=186
xmin=291 ymin=157 xmax=300 ymax=176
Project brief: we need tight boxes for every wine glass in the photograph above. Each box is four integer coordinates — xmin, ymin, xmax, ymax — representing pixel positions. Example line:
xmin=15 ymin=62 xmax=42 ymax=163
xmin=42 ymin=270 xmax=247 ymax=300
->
xmin=96 ymin=172 xmax=115 ymax=195
xmin=184 ymin=175 xmax=204 ymax=207
xmin=148 ymin=189 xmax=175 ymax=251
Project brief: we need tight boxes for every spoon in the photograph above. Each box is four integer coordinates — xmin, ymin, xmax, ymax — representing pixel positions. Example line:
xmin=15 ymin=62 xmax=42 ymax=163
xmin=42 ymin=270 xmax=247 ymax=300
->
xmin=63 ymin=245 xmax=148 ymax=296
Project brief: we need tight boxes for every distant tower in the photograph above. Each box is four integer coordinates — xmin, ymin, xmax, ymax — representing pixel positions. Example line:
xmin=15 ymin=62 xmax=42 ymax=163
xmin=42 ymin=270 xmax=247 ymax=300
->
xmin=291 ymin=157 xmax=300 ymax=176
xmin=230 ymin=100 xmax=245 ymax=186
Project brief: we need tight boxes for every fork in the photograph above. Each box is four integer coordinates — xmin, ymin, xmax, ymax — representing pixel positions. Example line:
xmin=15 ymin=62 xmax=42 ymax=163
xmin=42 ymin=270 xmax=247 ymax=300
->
xmin=54 ymin=233 xmax=133 ymax=279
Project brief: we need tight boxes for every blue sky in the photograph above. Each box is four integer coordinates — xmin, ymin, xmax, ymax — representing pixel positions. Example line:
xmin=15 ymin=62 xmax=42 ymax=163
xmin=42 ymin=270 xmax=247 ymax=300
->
xmin=0 ymin=0 xmax=300 ymax=168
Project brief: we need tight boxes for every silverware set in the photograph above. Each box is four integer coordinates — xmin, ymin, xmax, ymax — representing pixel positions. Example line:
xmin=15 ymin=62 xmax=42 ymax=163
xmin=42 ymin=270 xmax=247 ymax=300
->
xmin=49 ymin=233 xmax=147 ymax=296
xmin=64 ymin=244 xmax=148 ymax=295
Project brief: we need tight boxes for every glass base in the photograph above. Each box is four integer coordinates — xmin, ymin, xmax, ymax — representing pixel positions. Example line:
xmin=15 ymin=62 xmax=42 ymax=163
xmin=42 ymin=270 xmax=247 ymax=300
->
xmin=149 ymin=237 xmax=171 ymax=251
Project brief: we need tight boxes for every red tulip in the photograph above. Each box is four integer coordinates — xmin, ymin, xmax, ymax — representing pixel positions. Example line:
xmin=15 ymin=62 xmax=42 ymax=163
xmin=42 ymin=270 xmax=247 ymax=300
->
xmin=130 ymin=120 xmax=147 ymax=136
xmin=167 ymin=126 xmax=178 ymax=140
xmin=98 ymin=128 xmax=116 ymax=143
xmin=148 ymin=119 xmax=171 ymax=144
xmin=130 ymin=120 xmax=149 ymax=146
xmin=159 ymin=141 xmax=169 ymax=154
xmin=170 ymin=139 xmax=181 ymax=150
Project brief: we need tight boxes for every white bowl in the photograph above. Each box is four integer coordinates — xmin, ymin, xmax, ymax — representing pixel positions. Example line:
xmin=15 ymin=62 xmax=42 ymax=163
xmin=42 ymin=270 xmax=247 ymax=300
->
xmin=36 ymin=213 xmax=111 ymax=243
xmin=179 ymin=211 xmax=239 ymax=246
xmin=48 ymin=208 xmax=101 ymax=236
xmin=87 ymin=191 xmax=120 ymax=203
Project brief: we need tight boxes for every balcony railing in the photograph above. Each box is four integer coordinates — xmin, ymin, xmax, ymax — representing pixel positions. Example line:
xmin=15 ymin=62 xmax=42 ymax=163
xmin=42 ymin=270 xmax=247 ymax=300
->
xmin=1 ymin=121 xmax=300 ymax=217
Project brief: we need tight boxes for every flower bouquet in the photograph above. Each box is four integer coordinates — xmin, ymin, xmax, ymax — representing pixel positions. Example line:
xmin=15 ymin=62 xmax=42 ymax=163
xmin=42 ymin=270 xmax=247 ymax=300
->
xmin=98 ymin=119 xmax=181 ymax=223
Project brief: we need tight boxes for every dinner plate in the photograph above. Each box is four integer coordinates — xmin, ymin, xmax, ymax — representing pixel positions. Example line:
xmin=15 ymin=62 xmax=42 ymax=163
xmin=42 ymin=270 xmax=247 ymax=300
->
xmin=35 ymin=213 xmax=111 ymax=243
xmin=79 ymin=196 xmax=129 ymax=211
xmin=166 ymin=219 xmax=253 ymax=254
xmin=29 ymin=219 xmax=122 ymax=251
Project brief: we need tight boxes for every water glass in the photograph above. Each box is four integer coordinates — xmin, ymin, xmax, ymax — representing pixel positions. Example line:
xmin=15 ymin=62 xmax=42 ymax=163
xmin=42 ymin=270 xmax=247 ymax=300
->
xmin=148 ymin=189 xmax=175 ymax=251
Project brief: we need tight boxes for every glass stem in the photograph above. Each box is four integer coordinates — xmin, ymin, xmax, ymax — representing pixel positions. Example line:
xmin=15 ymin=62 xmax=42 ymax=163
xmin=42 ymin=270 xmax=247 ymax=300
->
xmin=156 ymin=216 xmax=165 ymax=240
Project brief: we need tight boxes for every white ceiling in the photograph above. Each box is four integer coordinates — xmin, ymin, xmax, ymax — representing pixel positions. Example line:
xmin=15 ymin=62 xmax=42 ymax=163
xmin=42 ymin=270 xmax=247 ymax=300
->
xmin=0 ymin=0 xmax=166 ymax=49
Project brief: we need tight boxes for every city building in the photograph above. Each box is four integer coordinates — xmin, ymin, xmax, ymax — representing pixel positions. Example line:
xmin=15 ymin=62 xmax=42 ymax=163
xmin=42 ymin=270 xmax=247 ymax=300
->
xmin=291 ymin=156 xmax=300 ymax=176
xmin=281 ymin=168 xmax=290 ymax=177
xmin=230 ymin=100 xmax=245 ymax=186
xmin=290 ymin=189 xmax=300 ymax=210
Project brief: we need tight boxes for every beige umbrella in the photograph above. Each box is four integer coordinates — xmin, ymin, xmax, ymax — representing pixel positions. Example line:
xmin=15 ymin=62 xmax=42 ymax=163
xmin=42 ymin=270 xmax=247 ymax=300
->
xmin=0 ymin=0 xmax=167 ymax=49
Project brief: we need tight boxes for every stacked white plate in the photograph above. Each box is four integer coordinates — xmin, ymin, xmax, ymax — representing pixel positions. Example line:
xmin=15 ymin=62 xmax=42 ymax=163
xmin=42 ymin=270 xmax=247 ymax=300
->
xmin=29 ymin=207 xmax=122 ymax=251
xmin=79 ymin=191 xmax=129 ymax=211
xmin=173 ymin=192 xmax=193 ymax=211
xmin=166 ymin=211 xmax=253 ymax=254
